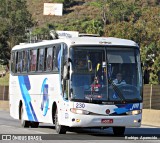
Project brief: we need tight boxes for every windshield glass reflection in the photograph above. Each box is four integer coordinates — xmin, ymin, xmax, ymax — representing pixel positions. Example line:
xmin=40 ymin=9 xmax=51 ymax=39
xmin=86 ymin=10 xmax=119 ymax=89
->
xmin=70 ymin=47 xmax=142 ymax=103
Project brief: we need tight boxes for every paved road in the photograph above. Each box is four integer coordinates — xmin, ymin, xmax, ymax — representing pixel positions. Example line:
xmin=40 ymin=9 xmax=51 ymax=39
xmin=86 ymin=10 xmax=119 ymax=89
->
xmin=0 ymin=110 xmax=159 ymax=142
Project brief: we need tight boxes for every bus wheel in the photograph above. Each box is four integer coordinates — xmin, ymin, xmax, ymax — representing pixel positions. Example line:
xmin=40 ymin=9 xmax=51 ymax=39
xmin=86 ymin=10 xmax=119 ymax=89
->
xmin=31 ymin=122 xmax=39 ymax=128
xmin=113 ymin=127 xmax=125 ymax=136
xmin=55 ymin=109 xmax=67 ymax=134
xmin=20 ymin=106 xmax=30 ymax=128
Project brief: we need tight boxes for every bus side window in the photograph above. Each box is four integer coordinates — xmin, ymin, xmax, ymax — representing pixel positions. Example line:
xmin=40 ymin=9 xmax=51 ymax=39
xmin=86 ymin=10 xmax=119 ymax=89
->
xmin=11 ymin=52 xmax=16 ymax=73
xmin=38 ymin=48 xmax=45 ymax=71
xmin=52 ymin=46 xmax=57 ymax=71
xmin=53 ymin=45 xmax=61 ymax=71
xmin=46 ymin=47 xmax=53 ymax=71
xmin=15 ymin=52 xmax=18 ymax=73
xmin=22 ymin=51 xmax=28 ymax=72
xmin=30 ymin=49 xmax=37 ymax=72
xmin=17 ymin=51 xmax=22 ymax=73
xmin=44 ymin=48 xmax=47 ymax=71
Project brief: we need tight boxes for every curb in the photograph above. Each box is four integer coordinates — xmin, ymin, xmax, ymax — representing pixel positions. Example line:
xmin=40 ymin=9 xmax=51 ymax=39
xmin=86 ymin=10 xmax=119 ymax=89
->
xmin=0 ymin=101 xmax=9 ymax=111
xmin=142 ymin=109 xmax=160 ymax=127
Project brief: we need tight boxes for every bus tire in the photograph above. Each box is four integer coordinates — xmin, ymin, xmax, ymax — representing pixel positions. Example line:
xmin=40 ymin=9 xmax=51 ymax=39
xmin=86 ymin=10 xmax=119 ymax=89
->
xmin=113 ymin=127 xmax=125 ymax=136
xmin=30 ymin=122 xmax=39 ymax=128
xmin=55 ymin=109 xmax=67 ymax=134
xmin=20 ymin=105 xmax=30 ymax=128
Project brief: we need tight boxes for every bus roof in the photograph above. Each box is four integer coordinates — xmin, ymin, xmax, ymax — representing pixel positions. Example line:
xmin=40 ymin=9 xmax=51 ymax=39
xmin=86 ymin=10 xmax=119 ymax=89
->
xmin=12 ymin=37 xmax=138 ymax=51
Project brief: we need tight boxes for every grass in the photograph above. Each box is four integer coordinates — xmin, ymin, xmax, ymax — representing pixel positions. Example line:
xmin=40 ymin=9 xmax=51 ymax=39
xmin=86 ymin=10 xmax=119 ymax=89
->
xmin=0 ymin=73 xmax=9 ymax=86
xmin=0 ymin=65 xmax=9 ymax=86
xmin=0 ymin=65 xmax=5 ymax=71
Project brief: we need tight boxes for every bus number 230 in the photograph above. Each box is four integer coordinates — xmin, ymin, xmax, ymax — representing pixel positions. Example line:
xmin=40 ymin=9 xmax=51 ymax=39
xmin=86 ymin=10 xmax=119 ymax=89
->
xmin=76 ymin=103 xmax=85 ymax=108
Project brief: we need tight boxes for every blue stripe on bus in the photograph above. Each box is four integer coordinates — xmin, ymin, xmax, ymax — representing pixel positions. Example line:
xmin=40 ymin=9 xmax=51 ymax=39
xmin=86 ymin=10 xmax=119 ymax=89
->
xmin=41 ymin=78 xmax=48 ymax=93
xmin=29 ymin=102 xmax=38 ymax=121
xmin=112 ymin=103 xmax=140 ymax=115
xmin=18 ymin=76 xmax=33 ymax=121
xmin=18 ymin=76 xmax=38 ymax=122
xmin=23 ymin=75 xmax=31 ymax=90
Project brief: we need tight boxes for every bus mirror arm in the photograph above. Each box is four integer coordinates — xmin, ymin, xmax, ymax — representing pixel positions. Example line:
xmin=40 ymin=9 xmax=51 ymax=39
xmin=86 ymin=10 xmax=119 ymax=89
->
xmin=63 ymin=59 xmax=70 ymax=80
xmin=63 ymin=63 xmax=69 ymax=80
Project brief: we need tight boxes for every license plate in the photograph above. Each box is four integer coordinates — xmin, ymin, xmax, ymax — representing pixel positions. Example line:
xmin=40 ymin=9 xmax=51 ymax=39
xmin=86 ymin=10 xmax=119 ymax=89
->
xmin=101 ymin=119 xmax=113 ymax=124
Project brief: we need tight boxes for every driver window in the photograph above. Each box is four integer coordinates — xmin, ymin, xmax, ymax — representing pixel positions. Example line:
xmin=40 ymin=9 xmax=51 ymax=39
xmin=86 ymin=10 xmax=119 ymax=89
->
xmin=107 ymin=48 xmax=137 ymax=86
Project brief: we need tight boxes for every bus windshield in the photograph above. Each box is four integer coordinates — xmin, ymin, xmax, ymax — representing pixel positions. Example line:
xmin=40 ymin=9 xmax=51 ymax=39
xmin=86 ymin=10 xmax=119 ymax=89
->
xmin=70 ymin=46 xmax=142 ymax=103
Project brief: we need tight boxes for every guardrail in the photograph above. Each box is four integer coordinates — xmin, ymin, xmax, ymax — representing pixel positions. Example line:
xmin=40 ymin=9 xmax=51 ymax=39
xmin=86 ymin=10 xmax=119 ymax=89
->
xmin=0 ymin=86 xmax=9 ymax=100
xmin=143 ymin=84 xmax=160 ymax=110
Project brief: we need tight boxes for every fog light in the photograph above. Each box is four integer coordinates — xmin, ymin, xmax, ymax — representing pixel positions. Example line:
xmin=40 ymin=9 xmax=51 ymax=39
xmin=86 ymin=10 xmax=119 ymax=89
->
xmin=76 ymin=119 xmax=81 ymax=122
xmin=134 ymin=120 xmax=138 ymax=123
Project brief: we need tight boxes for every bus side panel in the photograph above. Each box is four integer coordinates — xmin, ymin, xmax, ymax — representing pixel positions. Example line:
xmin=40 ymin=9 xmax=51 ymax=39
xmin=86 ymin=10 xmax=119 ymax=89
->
xmin=9 ymin=75 xmax=22 ymax=119
xmin=15 ymin=74 xmax=61 ymax=123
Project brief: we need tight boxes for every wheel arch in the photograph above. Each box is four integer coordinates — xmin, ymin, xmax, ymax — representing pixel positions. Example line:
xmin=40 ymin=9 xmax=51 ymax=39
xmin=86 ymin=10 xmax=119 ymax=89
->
xmin=52 ymin=102 xmax=57 ymax=124
xmin=19 ymin=100 xmax=22 ymax=120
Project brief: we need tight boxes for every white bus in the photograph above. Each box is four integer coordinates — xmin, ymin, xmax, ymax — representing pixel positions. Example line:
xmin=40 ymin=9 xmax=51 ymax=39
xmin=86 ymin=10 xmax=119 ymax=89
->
xmin=9 ymin=36 xmax=143 ymax=135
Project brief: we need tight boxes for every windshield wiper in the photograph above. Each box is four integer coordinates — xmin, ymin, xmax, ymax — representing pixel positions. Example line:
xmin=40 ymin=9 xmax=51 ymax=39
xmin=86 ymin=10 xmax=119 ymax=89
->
xmin=108 ymin=79 xmax=126 ymax=103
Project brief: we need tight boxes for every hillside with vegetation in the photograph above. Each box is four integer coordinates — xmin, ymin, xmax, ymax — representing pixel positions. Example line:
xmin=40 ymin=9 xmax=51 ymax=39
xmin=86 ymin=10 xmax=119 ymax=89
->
xmin=0 ymin=0 xmax=160 ymax=84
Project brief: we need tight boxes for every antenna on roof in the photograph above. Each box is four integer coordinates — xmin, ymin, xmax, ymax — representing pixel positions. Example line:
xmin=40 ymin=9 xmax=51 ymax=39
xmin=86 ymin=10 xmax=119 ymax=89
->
xmin=50 ymin=30 xmax=59 ymax=39
xmin=50 ymin=30 xmax=79 ymax=39
xmin=78 ymin=33 xmax=100 ymax=37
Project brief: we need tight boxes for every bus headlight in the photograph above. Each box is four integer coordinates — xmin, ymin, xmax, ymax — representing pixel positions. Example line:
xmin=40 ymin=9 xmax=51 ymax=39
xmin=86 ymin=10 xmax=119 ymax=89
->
xmin=126 ymin=110 xmax=142 ymax=115
xmin=70 ymin=108 xmax=90 ymax=115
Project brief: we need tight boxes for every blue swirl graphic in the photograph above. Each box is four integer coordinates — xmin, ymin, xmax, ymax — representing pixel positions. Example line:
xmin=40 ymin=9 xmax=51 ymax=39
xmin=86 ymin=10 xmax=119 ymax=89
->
xmin=41 ymin=78 xmax=49 ymax=116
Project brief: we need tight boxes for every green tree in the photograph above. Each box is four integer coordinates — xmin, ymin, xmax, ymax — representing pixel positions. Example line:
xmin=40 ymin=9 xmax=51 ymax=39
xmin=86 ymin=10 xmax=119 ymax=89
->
xmin=32 ymin=26 xmax=51 ymax=40
xmin=81 ymin=19 xmax=103 ymax=35
xmin=0 ymin=18 xmax=10 ymax=65
xmin=103 ymin=1 xmax=160 ymax=84
xmin=0 ymin=0 xmax=34 ymax=65
xmin=53 ymin=0 xmax=74 ymax=8
xmin=7 ymin=0 xmax=33 ymax=47
xmin=89 ymin=0 xmax=109 ymax=30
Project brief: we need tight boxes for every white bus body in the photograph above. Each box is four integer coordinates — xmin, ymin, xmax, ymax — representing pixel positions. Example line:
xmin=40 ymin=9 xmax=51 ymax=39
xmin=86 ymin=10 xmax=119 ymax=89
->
xmin=9 ymin=37 xmax=143 ymax=135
